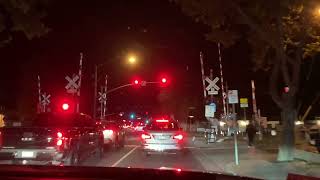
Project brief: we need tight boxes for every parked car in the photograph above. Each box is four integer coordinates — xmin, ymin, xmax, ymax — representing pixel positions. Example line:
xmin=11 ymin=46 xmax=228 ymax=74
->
xmin=0 ymin=113 xmax=104 ymax=166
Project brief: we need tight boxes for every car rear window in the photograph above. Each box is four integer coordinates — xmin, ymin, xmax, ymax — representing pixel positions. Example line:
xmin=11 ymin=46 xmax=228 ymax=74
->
xmin=147 ymin=120 xmax=179 ymax=131
xmin=33 ymin=113 xmax=93 ymax=127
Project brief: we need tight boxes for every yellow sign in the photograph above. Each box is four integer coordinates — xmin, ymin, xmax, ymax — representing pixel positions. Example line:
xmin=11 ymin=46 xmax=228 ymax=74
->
xmin=0 ymin=114 xmax=4 ymax=127
xmin=240 ymin=98 xmax=248 ymax=108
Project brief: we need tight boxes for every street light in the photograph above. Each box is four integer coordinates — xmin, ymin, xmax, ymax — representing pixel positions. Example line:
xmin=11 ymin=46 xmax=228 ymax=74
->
xmin=128 ymin=55 xmax=137 ymax=65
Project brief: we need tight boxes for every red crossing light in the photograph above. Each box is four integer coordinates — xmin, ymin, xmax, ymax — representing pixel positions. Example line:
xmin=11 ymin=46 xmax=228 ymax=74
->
xmin=62 ymin=103 xmax=69 ymax=111
xmin=134 ymin=80 xmax=139 ymax=85
xmin=161 ymin=78 xmax=167 ymax=84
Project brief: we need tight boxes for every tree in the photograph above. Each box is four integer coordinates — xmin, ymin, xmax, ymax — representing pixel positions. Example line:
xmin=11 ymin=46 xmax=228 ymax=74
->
xmin=175 ymin=0 xmax=320 ymax=161
xmin=0 ymin=0 xmax=49 ymax=46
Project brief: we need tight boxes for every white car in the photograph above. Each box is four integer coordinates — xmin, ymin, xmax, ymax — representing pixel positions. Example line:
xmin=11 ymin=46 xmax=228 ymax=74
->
xmin=141 ymin=118 xmax=185 ymax=156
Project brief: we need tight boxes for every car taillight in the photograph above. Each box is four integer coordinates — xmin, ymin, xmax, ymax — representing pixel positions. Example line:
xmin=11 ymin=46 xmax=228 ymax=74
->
xmin=173 ymin=134 xmax=183 ymax=140
xmin=56 ymin=139 xmax=63 ymax=146
xmin=156 ymin=119 xmax=169 ymax=123
xmin=57 ymin=132 xmax=63 ymax=138
xmin=56 ymin=131 xmax=64 ymax=146
xmin=103 ymin=130 xmax=113 ymax=136
xmin=141 ymin=133 xmax=151 ymax=139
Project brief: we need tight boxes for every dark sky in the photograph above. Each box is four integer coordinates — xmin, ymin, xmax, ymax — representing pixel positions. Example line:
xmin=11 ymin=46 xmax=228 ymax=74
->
xmin=0 ymin=0 xmax=319 ymax=120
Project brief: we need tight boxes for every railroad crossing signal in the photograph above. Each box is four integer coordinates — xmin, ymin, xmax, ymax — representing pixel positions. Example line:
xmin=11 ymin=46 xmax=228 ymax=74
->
xmin=41 ymin=93 xmax=51 ymax=106
xmin=205 ymin=77 xmax=220 ymax=95
xmin=65 ymin=75 xmax=80 ymax=94
xmin=98 ymin=92 xmax=107 ymax=103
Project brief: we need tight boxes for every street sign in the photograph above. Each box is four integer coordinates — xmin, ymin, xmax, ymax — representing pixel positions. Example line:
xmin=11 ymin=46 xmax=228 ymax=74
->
xmin=65 ymin=75 xmax=79 ymax=94
xmin=205 ymin=103 xmax=216 ymax=118
xmin=228 ymin=90 xmax=239 ymax=104
xmin=41 ymin=93 xmax=51 ymax=106
xmin=240 ymin=98 xmax=248 ymax=108
xmin=98 ymin=92 xmax=107 ymax=103
xmin=205 ymin=77 xmax=220 ymax=95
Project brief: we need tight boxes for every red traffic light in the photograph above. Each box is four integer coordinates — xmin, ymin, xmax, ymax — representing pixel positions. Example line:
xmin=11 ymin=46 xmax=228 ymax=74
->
xmin=62 ymin=103 xmax=70 ymax=111
xmin=134 ymin=80 xmax=139 ymax=85
xmin=161 ymin=78 xmax=167 ymax=83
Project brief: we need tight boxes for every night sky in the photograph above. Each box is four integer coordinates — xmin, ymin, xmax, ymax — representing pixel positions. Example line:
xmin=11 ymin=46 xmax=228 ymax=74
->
xmin=0 ymin=0 xmax=319 ymax=120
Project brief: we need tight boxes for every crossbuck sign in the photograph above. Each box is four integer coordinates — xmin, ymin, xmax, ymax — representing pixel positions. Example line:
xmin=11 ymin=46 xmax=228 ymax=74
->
xmin=205 ymin=77 xmax=220 ymax=95
xmin=98 ymin=92 xmax=107 ymax=103
xmin=41 ymin=93 xmax=51 ymax=106
xmin=65 ymin=75 xmax=80 ymax=94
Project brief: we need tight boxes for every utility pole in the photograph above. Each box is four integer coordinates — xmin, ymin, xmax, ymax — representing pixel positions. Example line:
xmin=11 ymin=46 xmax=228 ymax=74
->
xmin=218 ymin=43 xmax=226 ymax=116
xmin=77 ymin=53 xmax=83 ymax=113
xmin=37 ymin=75 xmax=42 ymax=113
xmin=93 ymin=65 xmax=98 ymax=119
xmin=210 ymin=69 xmax=214 ymax=103
xmin=103 ymin=75 xmax=108 ymax=118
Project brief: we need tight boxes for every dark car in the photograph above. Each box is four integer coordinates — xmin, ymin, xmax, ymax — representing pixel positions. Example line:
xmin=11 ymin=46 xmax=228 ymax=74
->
xmin=100 ymin=120 xmax=126 ymax=150
xmin=0 ymin=113 xmax=104 ymax=166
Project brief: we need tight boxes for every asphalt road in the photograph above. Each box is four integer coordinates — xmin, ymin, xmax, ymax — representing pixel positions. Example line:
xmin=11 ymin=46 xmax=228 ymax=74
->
xmin=81 ymin=134 xmax=206 ymax=171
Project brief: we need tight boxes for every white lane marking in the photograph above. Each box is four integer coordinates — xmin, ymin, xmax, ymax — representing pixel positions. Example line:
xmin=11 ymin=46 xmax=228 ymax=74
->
xmin=111 ymin=146 xmax=138 ymax=167
xmin=124 ymin=145 xmax=139 ymax=147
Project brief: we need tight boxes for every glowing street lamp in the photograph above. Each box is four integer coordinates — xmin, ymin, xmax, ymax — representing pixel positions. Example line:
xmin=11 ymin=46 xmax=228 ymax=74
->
xmin=128 ymin=55 xmax=137 ymax=64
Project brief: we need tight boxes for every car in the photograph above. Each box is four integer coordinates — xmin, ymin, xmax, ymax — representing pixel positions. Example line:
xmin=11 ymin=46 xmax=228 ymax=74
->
xmin=133 ymin=121 xmax=146 ymax=132
xmin=100 ymin=120 xmax=126 ymax=150
xmin=141 ymin=117 xmax=186 ymax=156
xmin=0 ymin=113 xmax=104 ymax=166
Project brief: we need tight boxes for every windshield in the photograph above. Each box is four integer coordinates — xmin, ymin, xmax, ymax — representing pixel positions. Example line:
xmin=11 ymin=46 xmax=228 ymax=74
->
xmin=146 ymin=120 xmax=179 ymax=131
xmin=0 ymin=1 xmax=319 ymax=180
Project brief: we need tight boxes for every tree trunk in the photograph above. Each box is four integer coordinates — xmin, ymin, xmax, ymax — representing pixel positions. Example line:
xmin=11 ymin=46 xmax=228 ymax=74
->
xmin=277 ymin=107 xmax=296 ymax=161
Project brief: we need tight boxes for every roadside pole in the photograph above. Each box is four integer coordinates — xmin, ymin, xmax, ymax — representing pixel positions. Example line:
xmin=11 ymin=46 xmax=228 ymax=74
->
xmin=37 ymin=75 xmax=42 ymax=113
xmin=210 ymin=69 xmax=214 ymax=103
xmin=93 ymin=65 xmax=98 ymax=119
xmin=103 ymin=75 xmax=108 ymax=118
xmin=243 ymin=107 xmax=247 ymax=120
xmin=77 ymin=53 xmax=83 ymax=113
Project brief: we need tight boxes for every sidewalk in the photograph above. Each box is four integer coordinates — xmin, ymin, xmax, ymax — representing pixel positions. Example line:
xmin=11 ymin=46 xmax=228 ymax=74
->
xmin=187 ymin=135 xmax=320 ymax=179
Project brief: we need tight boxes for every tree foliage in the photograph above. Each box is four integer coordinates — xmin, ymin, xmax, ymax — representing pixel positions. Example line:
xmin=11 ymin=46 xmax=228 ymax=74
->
xmin=175 ymin=0 xmax=320 ymax=161
xmin=0 ymin=0 xmax=49 ymax=46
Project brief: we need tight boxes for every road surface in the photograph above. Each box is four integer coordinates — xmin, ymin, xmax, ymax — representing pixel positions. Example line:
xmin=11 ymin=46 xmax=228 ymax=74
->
xmin=81 ymin=133 xmax=254 ymax=172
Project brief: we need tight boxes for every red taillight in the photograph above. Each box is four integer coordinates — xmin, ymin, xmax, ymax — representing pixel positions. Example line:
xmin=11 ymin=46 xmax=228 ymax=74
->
xmin=56 ymin=139 xmax=63 ymax=146
xmin=173 ymin=134 xmax=183 ymax=140
xmin=56 ymin=131 xmax=64 ymax=147
xmin=57 ymin=132 xmax=63 ymax=138
xmin=103 ymin=130 xmax=113 ymax=136
xmin=156 ymin=119 xmax=169 ymax=123
xmin=141 ymin=133 xmax=151 ymax=139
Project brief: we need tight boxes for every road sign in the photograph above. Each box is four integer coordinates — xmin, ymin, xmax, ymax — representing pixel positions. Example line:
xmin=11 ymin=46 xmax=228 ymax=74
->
xmin=65 ymin=75 xmax=79 ymax=94
xmin=41 ymin=93 xmax=51 ymax=105
xmin=98 ymin=92 xmax=107 ymax=103
xmin=205 ymin=103 xmax=216 ymax=118
xmin=240 ymin=98 xmax=248 ymax=108
xmin=228 ymin=90 xmax=239 ymax=104
xmin=205 ymin=77 xmax=220 ymax=95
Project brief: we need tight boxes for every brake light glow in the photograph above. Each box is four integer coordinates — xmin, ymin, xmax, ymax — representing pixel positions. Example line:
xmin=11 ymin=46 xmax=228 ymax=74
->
xmin=141 ymin=133 xmax=151 ymax=139
xmin=173 ymin=134 xmax=183 ymax=140
xmin=57 ymin=132 xmax=63 ymax=138
xmin=56 ymin=139 xmax=63 ymax=146
xmin=156 ymin=119 xmax=169 ymax=123
xmin=103 ymin=130 xmax=113 ymax=136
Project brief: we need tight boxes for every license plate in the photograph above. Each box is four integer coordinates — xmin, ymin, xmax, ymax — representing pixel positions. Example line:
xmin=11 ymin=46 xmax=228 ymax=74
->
xmin=21 ymin=151 xmax=34 ymax=158
xmin=157 ymin=136 xmax=169 ymax=140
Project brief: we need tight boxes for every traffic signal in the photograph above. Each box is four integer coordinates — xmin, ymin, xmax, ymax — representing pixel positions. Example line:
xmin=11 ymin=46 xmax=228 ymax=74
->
xmin=161 ymin=78 xmax=167 ymax=84
xmin=62 ymin=103 xmax=70 ymax=111
xmin=159 ymin=76 xmax=169 ymax=87
xmin=130 ymin=113 xmax=135 ymax=119
xmin=134 ymin=79 xmax=139 ymax=85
